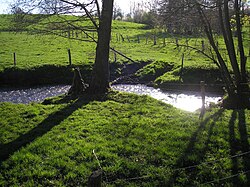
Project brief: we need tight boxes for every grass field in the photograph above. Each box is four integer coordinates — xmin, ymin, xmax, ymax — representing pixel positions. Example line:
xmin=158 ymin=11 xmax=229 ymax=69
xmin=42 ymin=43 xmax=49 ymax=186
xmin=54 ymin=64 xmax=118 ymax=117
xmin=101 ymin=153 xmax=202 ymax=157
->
xmin=1 ymin=14 xmax=249 ymax=86
xmin=0 ymin=14 xmax=250 ymax=186
xmin=0 ymin=15 xmax=247 ymax=71
xmin=0 ymin=92 xmax=250 ymax=186
xmin=0 ymin=26 xmax=211 ymax=71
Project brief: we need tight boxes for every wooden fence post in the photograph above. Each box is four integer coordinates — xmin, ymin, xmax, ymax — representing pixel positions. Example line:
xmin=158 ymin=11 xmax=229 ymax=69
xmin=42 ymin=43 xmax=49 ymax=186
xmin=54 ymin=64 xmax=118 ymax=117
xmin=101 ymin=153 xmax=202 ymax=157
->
xmin=13 ymin=52 xmax=16 ymax=67
xmin=127 ymin=35 xmax=130 ymax=42
xmin=185 ymin=38 xmax=189 ymax=49
xmin=120 ymin=34 xmax=124 ymax=42
xmin=201 ymin=40 xmax=205 ymax=51
xmin=116 ymin=33 xmax=119 ymax=42
xmin=163 ymin=37 xmax=166 ymax=46
xmin=179 ymin=53 xmax=184 ymax=81
xmin=13 ymin=52 xmax=16 ymax=66
xmin=199 ymin=81 xmax=206 ymax=119
xmin=137 ymin=35 xmax=140 ymax=43
xmin=68 ymin=49 xmax=72 ymax=66
xmin=113 ymin=48 xmax=117 ymax=63
xmin=153 ymin=35 xmax=156 ymax=45
xmin=201 ymin=81 xmax=205 ymax=108
xmin=88 ymin=170 xmax=102 ymax=187
xmin=175 ymin=38 xmax=179 ymax=47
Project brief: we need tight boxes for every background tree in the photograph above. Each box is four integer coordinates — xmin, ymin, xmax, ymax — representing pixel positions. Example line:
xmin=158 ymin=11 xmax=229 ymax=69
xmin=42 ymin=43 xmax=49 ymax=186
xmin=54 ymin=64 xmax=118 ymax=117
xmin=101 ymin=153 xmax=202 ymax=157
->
xmin=158 ymin=0 xmax=203 ymax=35
xmin=158 ymin=0 xmax=249 ymax=108
xmin=113 ymin=2 xmax=123 ymax=20
xmin=126 ymin=0 xmax=159 ymax=27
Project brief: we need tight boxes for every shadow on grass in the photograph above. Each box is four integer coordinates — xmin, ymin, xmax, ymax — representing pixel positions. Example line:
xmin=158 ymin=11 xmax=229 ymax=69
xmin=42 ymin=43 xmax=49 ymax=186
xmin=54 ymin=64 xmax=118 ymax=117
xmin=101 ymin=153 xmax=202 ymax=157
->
xmin=166 ymin=108 xmax=250 ymax=186
xmin=166 ymin=108 xmax=225 ymax=186
xmin=229 ymin=110 xmax=250 ymax=185
xmin=0 ymin=93 xmax=109 ymax=166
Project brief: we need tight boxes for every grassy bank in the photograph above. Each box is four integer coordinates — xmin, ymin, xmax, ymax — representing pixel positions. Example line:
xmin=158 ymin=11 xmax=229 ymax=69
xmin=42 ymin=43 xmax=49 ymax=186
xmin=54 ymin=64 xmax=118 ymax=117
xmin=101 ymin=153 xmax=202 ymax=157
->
xmin=0 ymin=92 xmax=250 ymax=186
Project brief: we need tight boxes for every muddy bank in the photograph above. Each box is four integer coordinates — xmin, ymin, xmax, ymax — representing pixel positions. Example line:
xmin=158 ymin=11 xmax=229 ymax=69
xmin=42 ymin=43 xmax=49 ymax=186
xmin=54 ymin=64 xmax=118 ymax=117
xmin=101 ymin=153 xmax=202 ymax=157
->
xmin=0 ymin=64 xmax=92 ymax=87
xmin=0 ymin=61 xmax=225 ymax=93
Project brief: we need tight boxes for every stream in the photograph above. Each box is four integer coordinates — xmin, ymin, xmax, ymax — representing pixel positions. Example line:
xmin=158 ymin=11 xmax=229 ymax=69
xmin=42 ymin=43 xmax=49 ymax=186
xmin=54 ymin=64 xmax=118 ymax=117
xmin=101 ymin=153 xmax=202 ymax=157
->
xmin=0 ymin=84 xmax=222 ymax=112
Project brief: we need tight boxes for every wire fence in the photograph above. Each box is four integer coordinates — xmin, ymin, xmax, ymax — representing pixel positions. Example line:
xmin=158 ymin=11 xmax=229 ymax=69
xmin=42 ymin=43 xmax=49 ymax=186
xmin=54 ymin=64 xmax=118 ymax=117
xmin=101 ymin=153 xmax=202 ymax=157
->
xmin=92 ymin=150 xmax=250 ymax=186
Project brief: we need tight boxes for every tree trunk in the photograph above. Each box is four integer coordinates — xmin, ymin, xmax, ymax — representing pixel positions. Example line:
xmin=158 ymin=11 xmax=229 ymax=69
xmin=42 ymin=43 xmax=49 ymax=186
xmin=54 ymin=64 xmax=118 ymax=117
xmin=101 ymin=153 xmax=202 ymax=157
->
xmin=88 ymin=0 xmax=114 ymax=94
xmin=197 ymin=4 xmax=234 ymax=94
xmin=235 ymin=0 xmax=247 ymax=82
xmin=223 ymin=0 xmax=241 ymax=83
xmin=68 ymin=68 xmax=88 ymax=95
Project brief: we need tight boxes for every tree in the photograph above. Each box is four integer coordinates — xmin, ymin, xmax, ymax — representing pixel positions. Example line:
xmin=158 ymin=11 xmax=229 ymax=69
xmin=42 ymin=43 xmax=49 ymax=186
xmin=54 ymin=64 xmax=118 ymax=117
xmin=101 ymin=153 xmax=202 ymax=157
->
xmin=126 ymin=0 xmax=159 ymax=27
xmin=11 ymin=0 xmax=114 ymax=94
xmin=158 ymin=0 xmax=202 ymax=34
xmin=113 ymin=2 xmax=123 ymax=20
xmin=196 ymin=0 xmax=249 ymax=108
xmin=88 ymin=0 xmax=114 ymax=93
xmin=159 ymin=0 xmax=249 ymax=108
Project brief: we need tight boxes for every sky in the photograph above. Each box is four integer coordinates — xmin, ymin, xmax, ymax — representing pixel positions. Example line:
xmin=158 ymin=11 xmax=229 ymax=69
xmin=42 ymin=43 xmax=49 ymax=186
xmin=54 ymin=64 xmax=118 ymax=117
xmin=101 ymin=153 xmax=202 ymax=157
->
xmin=115 ymin=0 xmax=145 ymax=14
xmin=0 ymin=0 xmax=143 ymax=14
xmin=0 ymin=0 xmax=11 ymax=14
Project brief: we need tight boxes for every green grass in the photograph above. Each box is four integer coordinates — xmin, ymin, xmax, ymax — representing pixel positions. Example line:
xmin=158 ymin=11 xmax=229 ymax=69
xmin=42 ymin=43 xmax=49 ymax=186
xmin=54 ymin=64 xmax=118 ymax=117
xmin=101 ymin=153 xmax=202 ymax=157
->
xmin=0 ymin=13 xmax=250 ymax=187
xmin=0 ymin=92 xmax=250 ymax=186
xmin=1 ymin=14 xmax=249 ymax=87
xmin=0 ymin=32 xmax=96 ymax=71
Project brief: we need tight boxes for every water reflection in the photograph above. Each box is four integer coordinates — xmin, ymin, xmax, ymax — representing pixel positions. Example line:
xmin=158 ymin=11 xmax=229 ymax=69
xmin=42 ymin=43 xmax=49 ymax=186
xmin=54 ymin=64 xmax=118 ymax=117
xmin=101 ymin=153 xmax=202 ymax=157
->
xmin=0 ymin=84 xmax=222 ymax=112
xmin=112 ymin=84 xmax=222 ymax=112
xmin=0 ymin=85 xmax=70 ymax=104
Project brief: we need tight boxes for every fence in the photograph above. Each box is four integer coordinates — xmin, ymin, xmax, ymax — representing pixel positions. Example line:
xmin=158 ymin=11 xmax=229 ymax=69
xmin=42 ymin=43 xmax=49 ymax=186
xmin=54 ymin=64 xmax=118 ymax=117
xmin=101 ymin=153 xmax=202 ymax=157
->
xmin=88 ymin=149 xmax=250 ymax=186
xmin=54 ymin=29 xmax=222 ymax=52
xmin=4 ymin=28 xmax=248 ymax=69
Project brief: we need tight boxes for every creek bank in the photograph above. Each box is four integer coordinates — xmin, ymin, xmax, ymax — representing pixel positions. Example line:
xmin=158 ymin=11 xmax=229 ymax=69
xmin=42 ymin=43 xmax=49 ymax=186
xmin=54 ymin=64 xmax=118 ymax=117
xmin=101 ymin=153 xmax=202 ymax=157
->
xmin=112 ymin=63 xmax=224 ymax=93
xmin=0 ymin=64 xmax=92 ymax=87
xmin=0 ymin=61 xmax=225 ymax=93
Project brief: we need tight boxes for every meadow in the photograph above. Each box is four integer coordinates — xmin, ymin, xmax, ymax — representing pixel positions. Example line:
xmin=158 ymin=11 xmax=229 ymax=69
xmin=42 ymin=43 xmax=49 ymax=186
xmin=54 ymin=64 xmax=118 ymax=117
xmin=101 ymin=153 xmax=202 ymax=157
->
xmin=0 ymin=92 xmax=250 ymax=186
xmin=0 ymin=14 xmax=250 ymax=186
xmin=1 ymin=14 xmax=249 ymax=87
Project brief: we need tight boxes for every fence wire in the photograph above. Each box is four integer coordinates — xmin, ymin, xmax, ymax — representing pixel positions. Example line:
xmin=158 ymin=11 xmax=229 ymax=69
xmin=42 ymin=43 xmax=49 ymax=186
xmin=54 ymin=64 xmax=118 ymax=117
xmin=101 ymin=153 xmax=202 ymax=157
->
xmin=103 ymin=150 xmax=250 ymax=185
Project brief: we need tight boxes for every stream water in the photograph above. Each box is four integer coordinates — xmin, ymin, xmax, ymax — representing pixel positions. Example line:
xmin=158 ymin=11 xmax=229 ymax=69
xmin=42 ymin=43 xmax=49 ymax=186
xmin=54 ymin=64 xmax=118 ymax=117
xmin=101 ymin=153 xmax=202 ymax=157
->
xmin=0 ymin=85 xmax=70 ymax=104
xmin=0 ymin=84 xmax=222 ymax=112
xmin=112 ymin=84 xmax=221 ymax=112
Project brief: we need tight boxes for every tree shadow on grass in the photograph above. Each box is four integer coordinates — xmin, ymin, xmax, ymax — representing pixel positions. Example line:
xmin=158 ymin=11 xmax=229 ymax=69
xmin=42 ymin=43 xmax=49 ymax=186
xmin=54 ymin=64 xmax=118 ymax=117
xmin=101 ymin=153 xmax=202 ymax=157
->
xmin=166 ymin=108 xmax=225 ymax=186
xmin=229 ymin=110 xmax=250 ymax=185
xmin=166 ymin=109 xmax=250 ymax=186
xmin=0 ymin=93 xmax=109 ymax=166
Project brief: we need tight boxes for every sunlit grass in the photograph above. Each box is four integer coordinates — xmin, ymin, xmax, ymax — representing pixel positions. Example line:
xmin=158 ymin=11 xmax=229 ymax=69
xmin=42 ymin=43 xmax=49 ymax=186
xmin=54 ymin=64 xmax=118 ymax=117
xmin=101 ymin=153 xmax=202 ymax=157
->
xmin=0 ymin=92 xmax=250 ymax=186
xmin=0 ymin=14 xmax=249 ymax=87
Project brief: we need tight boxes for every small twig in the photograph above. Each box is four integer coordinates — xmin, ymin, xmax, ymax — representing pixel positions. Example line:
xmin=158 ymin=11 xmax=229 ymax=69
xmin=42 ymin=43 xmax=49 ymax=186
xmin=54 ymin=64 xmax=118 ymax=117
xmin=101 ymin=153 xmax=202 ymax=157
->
xmin=93 ymin=149 xmax=102 ymax=170
xmin=92 ymin=149 xmax=108 ymax=184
